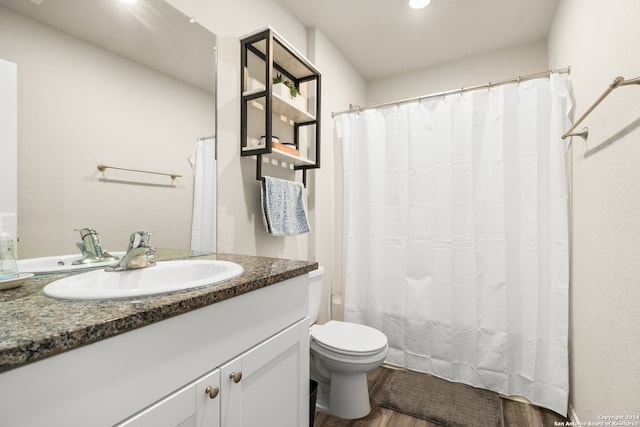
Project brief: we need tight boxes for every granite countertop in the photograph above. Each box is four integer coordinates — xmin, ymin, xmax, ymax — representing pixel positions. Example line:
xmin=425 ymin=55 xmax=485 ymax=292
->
xmin=0 ymin=249 xmax=317 ymax=374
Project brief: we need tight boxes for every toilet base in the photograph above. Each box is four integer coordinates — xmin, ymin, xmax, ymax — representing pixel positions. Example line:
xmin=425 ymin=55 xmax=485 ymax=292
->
xmin=327 ymin=371 xmax=371 ymax=419
xmin=314 ymin=370 xmax=371 ymax=419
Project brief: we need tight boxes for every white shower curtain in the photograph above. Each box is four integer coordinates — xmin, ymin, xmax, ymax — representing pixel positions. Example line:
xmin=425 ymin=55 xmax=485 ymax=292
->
xmin=189 ymin=137 xmax=217 ymax=252
xmin=336 ymin=74 xmax=572 ymax=415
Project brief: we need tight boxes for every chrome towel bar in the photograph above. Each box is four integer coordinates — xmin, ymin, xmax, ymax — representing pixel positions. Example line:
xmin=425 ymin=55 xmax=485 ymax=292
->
xmin=97 ymin=164 xmax=182 ymax=180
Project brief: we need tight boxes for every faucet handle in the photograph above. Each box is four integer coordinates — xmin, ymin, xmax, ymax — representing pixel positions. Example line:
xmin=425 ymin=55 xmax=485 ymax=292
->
xmin=75 ymin=227 xmax=97 ymax=238
xmin=128 ymin=231 xmax=152 ymax=250
xmin=76 ymin=241 xmax=87 ymax=257
xmin=105 ymin=231 xmax=155 ymax=272
xmin=72 ymin=227 xmax=117 ymax=265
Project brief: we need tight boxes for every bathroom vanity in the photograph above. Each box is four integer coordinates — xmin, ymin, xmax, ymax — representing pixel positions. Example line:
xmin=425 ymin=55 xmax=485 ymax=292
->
xmin=0 ymin=250 xmax=315 ymax=427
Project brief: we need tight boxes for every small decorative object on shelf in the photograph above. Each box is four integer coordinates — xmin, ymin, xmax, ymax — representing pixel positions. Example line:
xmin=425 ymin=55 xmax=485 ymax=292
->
xmin=260 ymin=135 xmax=280 ymax=145
xmin=272 ymin=73 xmax=299 ymax=98
xmin=272 ymin=77 xmax=306 ymax=111
xmin=240 ymin=27 xmax=321 ymax=186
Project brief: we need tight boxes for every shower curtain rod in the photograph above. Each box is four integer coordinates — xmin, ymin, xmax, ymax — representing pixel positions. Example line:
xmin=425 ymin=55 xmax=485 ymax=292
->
xmin=561 ymin=75 xmax=640 ymax=139
xmin=331 ymin=66 xmax=571 ymax=118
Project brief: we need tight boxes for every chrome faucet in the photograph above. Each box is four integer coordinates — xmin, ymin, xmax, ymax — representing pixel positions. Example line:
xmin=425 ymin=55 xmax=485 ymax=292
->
xmin=105 ymin=231 xmax=156 ymax=272
xmin=72 ymin=227 xmax=119 ymax=265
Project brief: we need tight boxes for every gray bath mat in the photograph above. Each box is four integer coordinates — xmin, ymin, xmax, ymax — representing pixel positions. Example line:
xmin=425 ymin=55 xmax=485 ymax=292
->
xmin=378 ymin=369 xmax=503 ymax=427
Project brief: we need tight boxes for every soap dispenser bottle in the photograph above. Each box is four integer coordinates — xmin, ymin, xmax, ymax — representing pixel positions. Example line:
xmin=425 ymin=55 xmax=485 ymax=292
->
xmin=0 ymin=215 xmax=18 ymax=281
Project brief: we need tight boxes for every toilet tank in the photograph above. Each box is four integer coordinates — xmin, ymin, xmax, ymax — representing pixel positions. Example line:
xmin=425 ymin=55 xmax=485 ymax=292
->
xmin=308 ymin=266 xmax=324 ymax=324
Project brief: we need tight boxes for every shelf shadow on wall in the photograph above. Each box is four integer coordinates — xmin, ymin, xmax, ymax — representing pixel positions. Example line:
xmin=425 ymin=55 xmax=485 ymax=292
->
xmin=584 ymin=116 xmax=640 ymax=158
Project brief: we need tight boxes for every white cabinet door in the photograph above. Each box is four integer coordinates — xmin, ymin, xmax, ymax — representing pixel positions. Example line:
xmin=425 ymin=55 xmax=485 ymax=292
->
xmin=195 ymin=369 xmax=221 ymax=427
xmin=116 ymin=369 xmax=220 ymax=427
xmin=220 ymin=321 xmax=307 ymax=427
xmin=115 ymin=382 xmax=195 ymax=427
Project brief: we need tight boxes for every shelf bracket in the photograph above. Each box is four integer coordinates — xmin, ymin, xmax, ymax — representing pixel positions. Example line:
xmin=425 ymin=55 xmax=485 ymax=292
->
xmin=255 ymin=157 xmax=308 ymax=188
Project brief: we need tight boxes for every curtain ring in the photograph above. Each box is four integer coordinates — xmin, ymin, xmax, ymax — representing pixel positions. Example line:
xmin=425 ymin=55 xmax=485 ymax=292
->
xmin=488 ymin=81 xmax=492 ymax=92
xmin=517 ymin=76 xmax=521 ymax=85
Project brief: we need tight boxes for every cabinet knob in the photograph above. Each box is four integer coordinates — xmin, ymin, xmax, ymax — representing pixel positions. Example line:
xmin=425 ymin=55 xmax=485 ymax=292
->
xmin=205 ymin=385 xmax=219 ymax=399
xmin=229 ymin=371 xmax=243 ymax=383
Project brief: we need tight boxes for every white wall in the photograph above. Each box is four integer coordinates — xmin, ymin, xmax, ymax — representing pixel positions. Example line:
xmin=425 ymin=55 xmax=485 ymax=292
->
xmin=0 ymin=7 xmax=214 ymax=257
xmin=167 ymin=0 xmax=368 ymax=299
xmin=368 ymin=41 xmax=548 ymax=105
xmin=548 ymin=0 xmax=640 ymax=421
xmin=306 ymin=28 xmax=367 ymax=323
xmin=168 ymin=0 xmax=310 ymax=260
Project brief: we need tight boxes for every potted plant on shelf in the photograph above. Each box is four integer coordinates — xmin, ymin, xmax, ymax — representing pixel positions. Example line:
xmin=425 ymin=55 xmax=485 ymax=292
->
xmin=272 ymin=74 xmax=306 ymax=111
xmin=273 ymin=74 xmax=299 ymax=97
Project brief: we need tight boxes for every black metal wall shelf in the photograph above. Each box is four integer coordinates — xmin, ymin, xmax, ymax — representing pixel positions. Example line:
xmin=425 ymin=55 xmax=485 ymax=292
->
xmin=240 ymin=27 xmax=321 ymax=186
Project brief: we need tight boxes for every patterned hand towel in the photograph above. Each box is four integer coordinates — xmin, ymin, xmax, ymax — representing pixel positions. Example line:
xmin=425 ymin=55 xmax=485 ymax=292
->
xmin=261 ymin=176 xmax=310 ymax=236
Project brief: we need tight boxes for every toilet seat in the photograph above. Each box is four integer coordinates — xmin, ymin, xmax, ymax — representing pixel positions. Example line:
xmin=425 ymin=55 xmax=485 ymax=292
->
xmin=310 ymin=321 xmax=387 ymax=357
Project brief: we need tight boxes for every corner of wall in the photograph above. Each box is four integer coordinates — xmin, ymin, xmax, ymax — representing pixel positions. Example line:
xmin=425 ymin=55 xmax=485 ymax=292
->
xmin=547 ymin=0 xmax=640 ymax=422
xmin=568 ymin=404 xmax=581 ymax=424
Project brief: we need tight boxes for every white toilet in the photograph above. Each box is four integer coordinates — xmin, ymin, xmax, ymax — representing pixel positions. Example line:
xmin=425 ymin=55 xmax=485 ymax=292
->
xmin=308 ymin=267 xmax=388 ymax=419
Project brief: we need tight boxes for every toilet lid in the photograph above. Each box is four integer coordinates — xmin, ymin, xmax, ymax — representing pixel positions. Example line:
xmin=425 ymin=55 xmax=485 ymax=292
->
xmin=311 ymin=321 xmax=388 ymax=356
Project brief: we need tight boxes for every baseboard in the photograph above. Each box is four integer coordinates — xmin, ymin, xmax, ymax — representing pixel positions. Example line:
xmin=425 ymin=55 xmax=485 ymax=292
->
xmin=499 ymin=394 xmax=533 ymax=404
xmin=568 ymin=404 xmax=580 ymax=423
xmin=381 ymin=363 xmax=404 ymax=371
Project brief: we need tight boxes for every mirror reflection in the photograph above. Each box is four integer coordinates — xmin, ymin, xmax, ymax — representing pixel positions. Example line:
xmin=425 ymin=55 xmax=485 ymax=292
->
xmin=0 ymin=0 xmax=217 ymax=258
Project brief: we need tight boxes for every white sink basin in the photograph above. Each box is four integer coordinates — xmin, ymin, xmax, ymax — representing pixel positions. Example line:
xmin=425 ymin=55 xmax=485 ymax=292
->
xmin=17 ymin=252 xmax=125 ymax=274
xmin=43 ymin=260 xmax=244 ymax=300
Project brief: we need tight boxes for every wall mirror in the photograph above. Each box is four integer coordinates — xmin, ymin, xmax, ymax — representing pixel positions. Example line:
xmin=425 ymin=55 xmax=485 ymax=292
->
xmin=0 ymin=0 xmax=217 ymax=258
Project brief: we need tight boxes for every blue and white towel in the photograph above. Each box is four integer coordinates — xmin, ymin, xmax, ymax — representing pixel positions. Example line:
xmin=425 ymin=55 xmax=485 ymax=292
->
xmin=261 ymin=176 xmax=310 ymax=236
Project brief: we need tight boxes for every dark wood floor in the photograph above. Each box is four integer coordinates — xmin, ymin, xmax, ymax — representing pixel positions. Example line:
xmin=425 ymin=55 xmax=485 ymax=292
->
xmin=313 ymin=366 xmax=568 ymax=427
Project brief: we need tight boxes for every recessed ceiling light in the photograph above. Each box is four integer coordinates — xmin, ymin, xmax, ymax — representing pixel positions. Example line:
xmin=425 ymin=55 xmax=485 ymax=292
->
xmin=409 ymin=0 xmax=431 ymax=9
xmin=120 ymin=0 xmax=138 ymax=4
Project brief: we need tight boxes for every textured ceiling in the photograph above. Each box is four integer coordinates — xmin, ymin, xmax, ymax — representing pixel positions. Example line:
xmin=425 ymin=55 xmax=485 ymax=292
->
xmin=275 ymin=0 xmax=559 ymax=80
